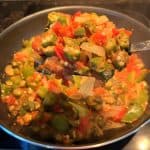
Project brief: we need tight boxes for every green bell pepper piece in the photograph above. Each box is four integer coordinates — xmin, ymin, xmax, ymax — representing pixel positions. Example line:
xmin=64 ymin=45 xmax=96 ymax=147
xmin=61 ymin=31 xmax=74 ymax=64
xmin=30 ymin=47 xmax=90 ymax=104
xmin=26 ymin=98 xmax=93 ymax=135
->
xmin=43 ymin=92 xmax=57 ymax=106
xmin=1 ymin=84 xmax=12 ymax=96
xmin=75 ymin=65 xmax=89 ymax=75
xmin=136 ymin=70 xmax=148 ymax=82
xmin=37 ymin=86 xmax=49 ymax=98
xmin=42 ymin=46 xmax=55 ymax=56
xmin=28 ymin=101 xmax=35 ymax=111
xmin=51 ymin=115 xmax=70 ymax=132
xmin=122 ymin=104 xmax=143 ymax=123
xmin=127 ymin=70 xmax=148 ymax=83
xmin=48 ymin=12 xmax=67 ymax=25
xmin=42 ymin=33 xmax=57 ymax=47
xmin=122 ymin=88 xmax=149 ymax=123
xmin=57 ymin=16 xmax=67 ymax=25
xmin=72 ymin=75 xmax=81 ymax=88
xmin=90 ymin=57 xmax=105 ymax=71
xmin=83 ymin=21 xmax=96 ymax=33
xmin=98 ymin=63 xmax=114 ymax=81
xmin=104 ymin=38 xmax=117 ymax=56
xmin=22 ymin=39 xmax=32 ymax=48
xmin=63 ymin=37 xmax=79 ymax=47
xmin=117 ymin=32 xmax=130 ymax=51
xmin=10 ymin=75 xmax=22 ymax=88
xmin=23 ymin=101 xmax=35 ymax=112
xmin=135 ymin=88 xmax=149 ymax=105
xmin=69 ymin=101 xmax=88 ymax=118
xmin=64 ymin=46 xmax=80 ymax=61
xmin=22 ymin=63 xmax=34 ymax=79
xmin=74 ymin=27 xmax=86 ymax=37
xmin=19 ymin=107 xmax=27 ymax=116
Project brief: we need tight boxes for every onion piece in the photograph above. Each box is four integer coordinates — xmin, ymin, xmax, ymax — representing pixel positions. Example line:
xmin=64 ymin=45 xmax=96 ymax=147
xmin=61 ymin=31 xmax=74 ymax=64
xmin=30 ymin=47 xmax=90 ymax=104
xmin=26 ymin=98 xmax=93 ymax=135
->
xmin=77 ymin=76 xmax=95 ymax=97
xmin=80 ymin=42 xmax=105 ymax=57
xmin=104 ymin=120 xmax=125 ymax=130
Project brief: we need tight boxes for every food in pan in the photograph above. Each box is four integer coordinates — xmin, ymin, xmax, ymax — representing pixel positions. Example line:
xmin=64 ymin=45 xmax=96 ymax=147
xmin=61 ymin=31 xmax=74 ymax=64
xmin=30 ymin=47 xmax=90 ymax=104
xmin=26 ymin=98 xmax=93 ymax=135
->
xmin=1 ymin=11 xmax=149 ymax=144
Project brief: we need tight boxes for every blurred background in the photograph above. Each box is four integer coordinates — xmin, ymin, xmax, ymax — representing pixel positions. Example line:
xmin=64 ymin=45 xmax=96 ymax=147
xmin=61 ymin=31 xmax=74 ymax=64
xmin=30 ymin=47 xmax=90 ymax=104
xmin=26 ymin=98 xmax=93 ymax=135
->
xmin=0 ymin=0 xmax=150 ymax=33
xmin=0 ymin=0 xmax=149 ymax=149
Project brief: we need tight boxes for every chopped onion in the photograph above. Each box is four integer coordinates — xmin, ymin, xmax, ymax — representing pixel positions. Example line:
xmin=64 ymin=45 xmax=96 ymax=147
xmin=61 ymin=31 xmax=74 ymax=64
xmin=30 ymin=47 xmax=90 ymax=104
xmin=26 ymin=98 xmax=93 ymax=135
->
xmin=78 ymin=76 xmax=95 ymax=97
xmin=80 ymin=42 xmax=105 ymax=57
xmin=104 ymin=120 xmax=125 ymax=130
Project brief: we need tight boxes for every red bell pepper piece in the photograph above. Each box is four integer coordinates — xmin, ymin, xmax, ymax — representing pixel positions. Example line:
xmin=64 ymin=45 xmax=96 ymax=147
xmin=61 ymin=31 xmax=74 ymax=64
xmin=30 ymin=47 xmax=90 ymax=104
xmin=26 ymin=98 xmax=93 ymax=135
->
xmin=113 ymin=107 xmax=127 ymax=122
xmin=103 ymin=105 xmax=127 ymax=122
xmin=78 ymin=115 xmax=90 ymax=134
xmin=32 ymin=36 xmax=42 ymax=53
xmin=124 ymin=29 xmax=132 ymax=36
xmin=5 ymin=95 xmax=16 ymax=105
xmin=112 ymin=28 xmax=119 ymax=37
xmin=54 ymin=43 xmax=65 ymax=60
xmin=52 ymin=22 xmax=74 ymax=38
xmin=14 ymin=52 xmax=28 ymax=62
xmin=78 ymin=113 xmax=92 ymax=134
xmin=126 ymin=54 xmax=141 ymax=75
xmin=90 ymin=32 xmax=106 ymax=46
xmin=48 ymin=80 xmax=61 ymax=94
xmin=74 ymin=11 xmax=81 ymax=17
xmin=72 ymin=11 xmax=81 ymax=22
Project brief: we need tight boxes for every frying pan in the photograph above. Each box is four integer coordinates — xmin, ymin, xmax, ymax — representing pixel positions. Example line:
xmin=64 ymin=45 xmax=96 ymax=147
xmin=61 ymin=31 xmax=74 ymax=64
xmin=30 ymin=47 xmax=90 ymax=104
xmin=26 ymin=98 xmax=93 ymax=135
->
xmin=0 ymin=6 xmax=150 ymax=149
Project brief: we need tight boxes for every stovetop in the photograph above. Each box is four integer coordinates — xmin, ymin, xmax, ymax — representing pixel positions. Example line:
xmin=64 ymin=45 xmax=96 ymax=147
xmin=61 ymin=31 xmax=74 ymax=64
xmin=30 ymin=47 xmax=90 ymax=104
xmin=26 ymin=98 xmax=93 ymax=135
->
xmin=0 ymin=1 xmax=149 ymax=150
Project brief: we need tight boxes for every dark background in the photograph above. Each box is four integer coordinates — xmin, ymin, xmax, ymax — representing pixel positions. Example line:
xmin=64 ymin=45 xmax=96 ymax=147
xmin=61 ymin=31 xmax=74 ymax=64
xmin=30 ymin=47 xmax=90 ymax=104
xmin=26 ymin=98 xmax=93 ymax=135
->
xmin=0 ymin=0 xmax=149 ymax=149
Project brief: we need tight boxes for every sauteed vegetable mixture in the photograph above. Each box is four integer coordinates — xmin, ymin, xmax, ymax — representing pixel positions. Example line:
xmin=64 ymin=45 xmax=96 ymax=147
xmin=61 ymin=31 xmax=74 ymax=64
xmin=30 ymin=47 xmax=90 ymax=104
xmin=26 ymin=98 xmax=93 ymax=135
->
xmin=1 ymin=12 xmax=149 ymax=144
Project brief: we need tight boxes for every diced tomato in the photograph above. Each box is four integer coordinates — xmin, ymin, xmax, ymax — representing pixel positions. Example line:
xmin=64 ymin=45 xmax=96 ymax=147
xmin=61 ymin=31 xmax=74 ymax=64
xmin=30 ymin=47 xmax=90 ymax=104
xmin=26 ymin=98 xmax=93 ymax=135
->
xmin=78 ymin=115 xmax=91 ymax=134
xmin=65 ymin=86 xmax=78 ymax=97
xmin=54 ymin=43 xmax=65 ymax=60
xmin=113 ymin=107 xmax=127 ymax=122
xmin=124 ymin=29 xmax=132 ymax=36
xmin=126 ymin=54 xmax=141 ymax=75
xmin=93 ymin=87 xmax=106 ymax=96
xmin=52 ymin=22 xmax=74 ymax=37
xmin=48 ymin=80 xmax=61 ymax=94
xmin=41 ymin=76 xmax=48 ymax=87
xmin=32 ymin=36 xmax=42 ymax=53
xmin=76 ymin=61 xmax=85 ymax=69
xmin=90 ymin=32 xmax=106 ymax=46
xmin=14 ymin=52 xmax=28 ymax=62
xmin=72 ymin=11 xmax=81 ymax=22
xmin=112 ymin=28 xmax=119 ymax=37
xmin=71 ymin=21 xmax=80 ymax=31
xmin=57 ymin=36 xmax=64 ymax=44
xmin=102 ymin=104 xmax=127 ymax=122
xmin=74 ymin=11 xmax=81 ymax=17
xmin=64 ymin=25 xmax=74 ymax=37
xmin=115 ymin=70 xmax=128 ymax=82
xmin=52 ymin=22 xmax=62 ymax=34
xmin=5 ymin=95 xmax=16 ymax=105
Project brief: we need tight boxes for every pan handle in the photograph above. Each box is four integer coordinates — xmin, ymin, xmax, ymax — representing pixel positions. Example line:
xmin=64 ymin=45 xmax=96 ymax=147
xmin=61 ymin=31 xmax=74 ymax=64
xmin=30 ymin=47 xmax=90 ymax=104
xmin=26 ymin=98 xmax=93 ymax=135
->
xmin=131 ymin=40 xmax=150 ymax=52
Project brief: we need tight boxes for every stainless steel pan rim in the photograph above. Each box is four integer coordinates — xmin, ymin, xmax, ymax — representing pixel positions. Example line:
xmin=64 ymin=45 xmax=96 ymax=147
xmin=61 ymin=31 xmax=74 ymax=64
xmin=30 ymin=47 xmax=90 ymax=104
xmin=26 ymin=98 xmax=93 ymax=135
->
xmin=0 ymin=5 xmax=150 ymax=149
xmin=0 ymin=120 xmax=149 ymax=149
xmin=0 ymin=5 xmax=149 ymax=38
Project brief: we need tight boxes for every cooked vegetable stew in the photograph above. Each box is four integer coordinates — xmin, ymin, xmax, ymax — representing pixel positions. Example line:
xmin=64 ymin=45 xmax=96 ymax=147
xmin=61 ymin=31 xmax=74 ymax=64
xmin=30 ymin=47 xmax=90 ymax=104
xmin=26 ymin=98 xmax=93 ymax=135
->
xmin=1 ymin=11 xmax=149 ymax=144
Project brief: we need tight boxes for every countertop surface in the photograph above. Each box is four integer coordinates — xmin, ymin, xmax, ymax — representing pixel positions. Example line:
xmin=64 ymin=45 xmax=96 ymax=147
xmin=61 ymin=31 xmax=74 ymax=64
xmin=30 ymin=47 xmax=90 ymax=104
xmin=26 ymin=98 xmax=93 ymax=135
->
xmin=0 ymin=1 xmax=149 ymax=150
